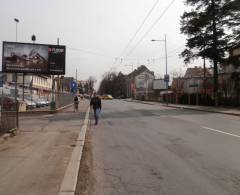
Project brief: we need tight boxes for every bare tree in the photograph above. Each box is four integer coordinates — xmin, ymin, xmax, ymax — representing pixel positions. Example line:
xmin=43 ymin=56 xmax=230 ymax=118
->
xmin=87 ymin=76 xmax=97 ymax=93
xmin=98 ymin=71 xmax=127 ymax=97
xmin=170 ymin=68 xmax=184 ymax=79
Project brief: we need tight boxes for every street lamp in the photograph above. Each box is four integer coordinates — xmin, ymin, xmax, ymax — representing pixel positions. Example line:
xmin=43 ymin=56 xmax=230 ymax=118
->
xmin=152 ymin=34 xmax=169 ymax=105
xmin=14 ymin=18 xmax=19 ymax=128
xmin=144 ymin=73 xmax=149 ymax=100
xmin=14 ymin=18 xmax=19 ymax=42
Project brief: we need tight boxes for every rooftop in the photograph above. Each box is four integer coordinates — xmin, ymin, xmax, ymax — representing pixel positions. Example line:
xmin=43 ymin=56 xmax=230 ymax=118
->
xmin=184 ymin=66 xmax=212 ymax=78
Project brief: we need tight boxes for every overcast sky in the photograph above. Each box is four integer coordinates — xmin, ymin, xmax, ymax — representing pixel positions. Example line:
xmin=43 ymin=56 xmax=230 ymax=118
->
xmin=0 ymin=0 xmax=202 ymax=88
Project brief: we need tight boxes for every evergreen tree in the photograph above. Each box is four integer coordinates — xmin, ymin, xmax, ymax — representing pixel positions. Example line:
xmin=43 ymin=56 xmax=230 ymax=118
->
xmin=180 ymin=0 xmax=240 ymax=106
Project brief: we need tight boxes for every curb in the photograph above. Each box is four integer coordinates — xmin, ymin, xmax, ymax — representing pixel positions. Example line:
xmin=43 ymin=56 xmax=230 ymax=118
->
xmin=19 ymin=103 xmax=74 ymax=116
xmin=58 ymin=106 xmax=90 ymax=195
xmin=124 ymin=99 xmax=240 ymax=117
xmin=165 ymin=104 xmax=240 ymax=116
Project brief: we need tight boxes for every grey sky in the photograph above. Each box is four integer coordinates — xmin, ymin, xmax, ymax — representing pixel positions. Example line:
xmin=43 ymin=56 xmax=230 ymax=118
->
xmin=0 ymin=0 xmax=202 ymax=88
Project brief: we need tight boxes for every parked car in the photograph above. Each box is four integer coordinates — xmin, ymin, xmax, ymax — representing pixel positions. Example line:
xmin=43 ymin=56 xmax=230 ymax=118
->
xmin=45 ymin=100 xmax=50 ymax=106
xmin=116 ymin=95 xmax=126 ymax=99
xmin=22 ymin=98 xmax=37 ymax=110
xmin=24 ymin=97 xmax=42 ymax=108
xmin=38 ymin=98 xmax=49 ymax=106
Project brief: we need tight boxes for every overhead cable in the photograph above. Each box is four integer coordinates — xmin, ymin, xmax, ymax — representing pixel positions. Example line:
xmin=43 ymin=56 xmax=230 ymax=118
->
xmin=125 ymin=0 xmax=176 ymax=57
xmin=119 ymin=0 xmax=160 ymax=57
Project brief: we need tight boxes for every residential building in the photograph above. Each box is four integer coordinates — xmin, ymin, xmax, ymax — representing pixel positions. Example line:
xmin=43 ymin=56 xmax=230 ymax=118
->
xmin=126 ymin=65 xmax=155 ymax=100
xmin=171 ymin=66 xmax=213 ymax=105
xmin=3 ymin=73 xmax=53 ymax=98
xmin=219 ymin=43 xmax=240 ymax=105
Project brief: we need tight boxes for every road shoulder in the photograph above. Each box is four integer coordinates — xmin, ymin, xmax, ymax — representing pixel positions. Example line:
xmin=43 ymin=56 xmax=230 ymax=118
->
xmin=58 ymin=106 xmax=90 ymax=195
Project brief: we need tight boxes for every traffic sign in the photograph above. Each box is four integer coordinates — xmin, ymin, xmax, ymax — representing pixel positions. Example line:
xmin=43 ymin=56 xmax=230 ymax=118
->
xmin=164 ymin=74 xmax=170 ymax=82
xmin=70 ymin=81 xmax=78 ymax=93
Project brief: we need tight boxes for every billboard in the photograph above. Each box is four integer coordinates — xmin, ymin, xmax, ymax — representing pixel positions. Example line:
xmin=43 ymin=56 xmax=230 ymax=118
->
xmin=2 ymin=41 xmax=65 ymax=74
xmin=153 ymin=79 xmax=167 ymax=90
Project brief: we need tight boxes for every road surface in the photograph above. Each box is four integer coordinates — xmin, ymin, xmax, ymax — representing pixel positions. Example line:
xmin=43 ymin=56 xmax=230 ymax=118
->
xmin=78 ymin=100 xmax=240 ymax=195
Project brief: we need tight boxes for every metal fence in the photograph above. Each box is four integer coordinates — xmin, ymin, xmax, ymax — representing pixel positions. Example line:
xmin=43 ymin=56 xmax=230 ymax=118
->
xmin=0 ymin=94 xmax=18 ymax=135
xmin=54 ymin=92 xmax=75 ymax=109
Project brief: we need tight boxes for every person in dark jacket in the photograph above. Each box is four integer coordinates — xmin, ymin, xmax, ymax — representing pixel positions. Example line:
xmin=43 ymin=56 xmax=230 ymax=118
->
xmin=90 ymin=92 xmax=102 ymax=125
xmin=74 ymin=95 xmax=79 ymax=112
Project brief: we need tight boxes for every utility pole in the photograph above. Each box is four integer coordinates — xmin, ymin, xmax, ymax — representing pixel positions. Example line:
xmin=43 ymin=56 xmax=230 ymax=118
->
xmin=145 ymin=74 xmax=149 ymax=100
xmin=76 ymin=68 xmax=78 ymax=82
xmin=57 ymin=38 xmax=60 ymax=107
xmin=125 ymin=65 xmax=134 ymax=98
xmin=151 ymin=34 xmax=169 ymax=105
xmin=164 ymin=34 xmax=169 ymax=105
xmin=76 ymin=68 xmax=78 ymax=94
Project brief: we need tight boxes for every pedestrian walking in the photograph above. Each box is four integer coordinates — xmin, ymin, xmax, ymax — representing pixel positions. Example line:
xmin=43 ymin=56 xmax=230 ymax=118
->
xmin=74 ymin=95 xmax=79 ymax=112
xmin=90 ymin=91 xmax=102 ymax=125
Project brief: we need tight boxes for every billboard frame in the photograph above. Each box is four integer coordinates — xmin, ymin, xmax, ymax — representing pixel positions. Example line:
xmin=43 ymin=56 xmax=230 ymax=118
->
xmin=2 ymin=41 xmax=66 ymax=75
xmin=153 ymin=79 xmax=167 ymax=90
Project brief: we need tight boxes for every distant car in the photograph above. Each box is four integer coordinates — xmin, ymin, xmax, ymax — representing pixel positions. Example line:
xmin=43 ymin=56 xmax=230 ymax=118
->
xmin=84 ymin=94 xmax=90 ymax=99
xmin=101 ymin=94 xmax=113 ymax=100
xmin=78 ymin=94 xmax=84 ymax=100
xmin=116 ymin=95 xmax=126 ymax=99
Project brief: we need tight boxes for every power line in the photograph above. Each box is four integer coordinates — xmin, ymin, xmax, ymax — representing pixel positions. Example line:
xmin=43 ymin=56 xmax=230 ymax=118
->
xmin=119 ymin=0 xmax=160 ymax=57
xmin=111 ymin=0 xmax=160 ymax=68
xmin=67 ymin=47 xmax=115 ymax=59
xmin=125 ymin=0 xmax=176 ymax=57
xmin=67 ymin=46 xmax=179 ymax=66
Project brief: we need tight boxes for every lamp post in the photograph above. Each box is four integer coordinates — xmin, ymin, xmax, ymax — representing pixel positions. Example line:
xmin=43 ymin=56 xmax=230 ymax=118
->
xmin=14 ymin=18 xmax=19 ymax=128
xmin=152 ymin=34 xmax=169 ymax=105
xmin=125 ymin=65 xmax=134 ymax=98
xmin=14 ymin=18 xmax=19 ymax=41
xmin=144 ymin=73 xmax=149 ymax=100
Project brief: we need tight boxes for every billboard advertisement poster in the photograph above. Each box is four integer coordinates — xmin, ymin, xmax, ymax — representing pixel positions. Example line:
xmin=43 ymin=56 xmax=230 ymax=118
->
xmin=153 ymin=79 xmax=167 ymax=90
xmin=48 ymin=45 xmax=65 ymax=74
xmin=2 ymin=42 xmax=65 ymax=75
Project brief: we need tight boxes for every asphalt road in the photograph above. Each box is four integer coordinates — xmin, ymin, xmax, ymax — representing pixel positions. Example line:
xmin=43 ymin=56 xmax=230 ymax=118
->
xmin=88 ymin=100 xmax=240 ymax=195
xmin=0 ymin=101 xmax=88 ymax=195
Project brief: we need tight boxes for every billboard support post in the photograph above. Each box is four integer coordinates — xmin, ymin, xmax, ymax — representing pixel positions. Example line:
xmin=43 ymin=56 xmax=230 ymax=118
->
xmin=57 ymin=38 xmax=60 ymax=108
xmin=22 ymin=73 xmax=25 ymax=101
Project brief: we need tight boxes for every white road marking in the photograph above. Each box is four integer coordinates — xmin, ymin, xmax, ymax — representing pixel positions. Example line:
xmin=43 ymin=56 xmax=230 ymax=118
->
xmin=202 ymin=126 xmax=240 ymax=138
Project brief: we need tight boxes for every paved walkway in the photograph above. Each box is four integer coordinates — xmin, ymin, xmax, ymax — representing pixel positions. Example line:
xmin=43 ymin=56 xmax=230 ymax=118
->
xmin=126 ymin=99 xmax=240 ymax=116
xmin=0 ymin=100 xmax=89 ymax=195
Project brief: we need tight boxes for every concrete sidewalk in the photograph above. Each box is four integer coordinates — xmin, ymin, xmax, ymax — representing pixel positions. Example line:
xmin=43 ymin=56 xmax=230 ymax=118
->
xmin=0 ymin=100 xmax=89 ymax=195
xmin=125 ymin=99 xmax=240 ymax=116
